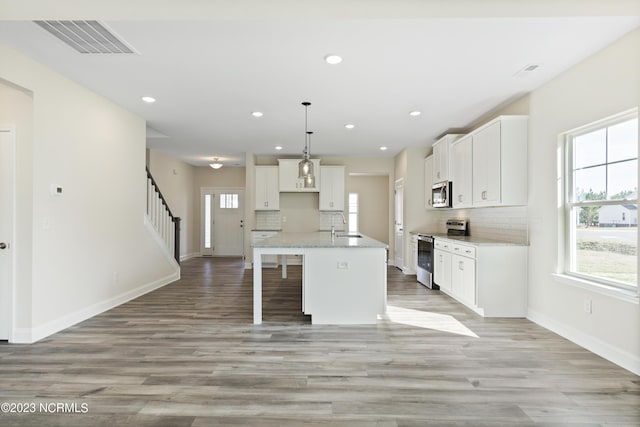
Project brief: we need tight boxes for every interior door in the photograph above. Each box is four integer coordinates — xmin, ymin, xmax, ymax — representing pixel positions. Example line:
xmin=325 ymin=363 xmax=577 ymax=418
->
xmin=394 ymin=179 xmax=404 ymax=269
xmin=201 ymin=188 xmax=245 ymax=256
xmin=0 ymin=126 xmax=15 ymax=340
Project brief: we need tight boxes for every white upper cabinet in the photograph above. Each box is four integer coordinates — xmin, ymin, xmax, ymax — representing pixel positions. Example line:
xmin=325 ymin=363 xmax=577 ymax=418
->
xmin=472 ymin=116 xmax=528 ymax=207
xmin=278 ymin=159 xmax=321 ymax=192
xmin=451 ymin=134 xmax=473 ymax=208
xmin=319 ymin=166 xmax=345 ymax=211
xmin=424 ymin=155 xmax=434 ymax=210
xmin=432 ymin=134 xmax=464 ymax=183
xmin=255 ymin=166 xmax=279 ymax=210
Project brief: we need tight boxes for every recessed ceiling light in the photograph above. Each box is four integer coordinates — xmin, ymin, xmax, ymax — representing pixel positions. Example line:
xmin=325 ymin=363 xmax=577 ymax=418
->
xmin=141 ymin=96 xmax=156 ymax=103
xmin=251 ymin=111 xmax=263 ymax=117
xmin=324 ymin=54 xmax=342 ymax=65
xmin=380 ymin=146 xmax=388 ymax=151
xmin=344 ymin=124 xmax=355 ymax=129
xmin=409 ymin=111 xmax=421 ymax=116
xmin=275 ymin=146 xmax=283 ymax=150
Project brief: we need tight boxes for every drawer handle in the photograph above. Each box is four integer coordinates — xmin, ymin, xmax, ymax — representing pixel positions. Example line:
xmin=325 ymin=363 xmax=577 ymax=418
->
xmin=465 ymin=250 xmax=472 ymax=254
xmin=454 ymin=247 xmax=459 ymax=251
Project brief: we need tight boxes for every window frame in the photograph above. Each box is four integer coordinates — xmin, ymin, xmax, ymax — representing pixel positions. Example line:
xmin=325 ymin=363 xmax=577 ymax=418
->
xmin=562 ymin=109 xmax=638 ymax=294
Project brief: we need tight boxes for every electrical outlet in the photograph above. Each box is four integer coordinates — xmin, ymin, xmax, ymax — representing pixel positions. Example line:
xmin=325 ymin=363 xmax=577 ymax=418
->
xmin=337 ymin=261 xmax=349 ymax=269
xmin=583 ymin=298 xmax=592 ymax=314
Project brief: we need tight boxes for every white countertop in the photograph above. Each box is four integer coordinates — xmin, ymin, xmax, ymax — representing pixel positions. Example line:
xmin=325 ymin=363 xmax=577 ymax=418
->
xmin=413 ymin=231 xmax=528 ymax=246
xmin=253 ymin=231 xmax=388 ymax=249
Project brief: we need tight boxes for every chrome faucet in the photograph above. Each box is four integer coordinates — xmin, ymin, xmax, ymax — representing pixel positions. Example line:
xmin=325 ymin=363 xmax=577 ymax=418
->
xmin=330 ymin=212 xmax=347 ymax=237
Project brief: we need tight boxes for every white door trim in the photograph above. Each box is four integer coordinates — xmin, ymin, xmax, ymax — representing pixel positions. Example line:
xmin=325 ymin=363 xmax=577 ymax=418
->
xmin=0 ymin=125 xmax=16 ymax=342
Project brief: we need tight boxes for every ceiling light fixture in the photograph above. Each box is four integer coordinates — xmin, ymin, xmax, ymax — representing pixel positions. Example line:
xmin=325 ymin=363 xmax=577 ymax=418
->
xmin=409 ymin=111 xmax=421 ymax=116
xmin=275 ymin=145 xmax=283 ymax=150
xmin=380 ymin=146 xmax=388 ymax=151
xmin=141 ymin=96 xmax=156 ymax=103
xmin=324 ymin=54 xmax=342 ymax=65
xmin=298 ymin=102 xmax=315 ymax=188
xmin=345 ymin=124 xmax=355 ymax=129
xmin=209 ymin=158 xmax=223 ymax=169
xmin=251 ymin=111 xmax=263 ymax=117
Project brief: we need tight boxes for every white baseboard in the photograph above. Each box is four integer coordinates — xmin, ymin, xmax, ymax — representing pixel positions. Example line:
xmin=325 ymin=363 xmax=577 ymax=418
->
xmin=180 ymin=252 xmax=199 ymax=262
xmin=527 ymin=308 xmax=640 ymax=376
xmin=15 ymin=270 xmax=180 ymax=344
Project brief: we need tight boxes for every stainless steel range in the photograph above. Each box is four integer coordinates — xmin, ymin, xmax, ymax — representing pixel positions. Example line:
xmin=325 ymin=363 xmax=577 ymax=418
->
xmin=416 ymin=234 xmax=435 ymax=289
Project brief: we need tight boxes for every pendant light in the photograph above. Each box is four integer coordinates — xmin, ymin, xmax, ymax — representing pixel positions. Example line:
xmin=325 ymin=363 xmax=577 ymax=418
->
xmin=298 ymin=102 xmax=315 ymax=186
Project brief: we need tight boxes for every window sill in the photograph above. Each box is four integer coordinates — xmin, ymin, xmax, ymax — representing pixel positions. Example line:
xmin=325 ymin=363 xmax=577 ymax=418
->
xmin=552 ymin=273 xmax=639 ymax=304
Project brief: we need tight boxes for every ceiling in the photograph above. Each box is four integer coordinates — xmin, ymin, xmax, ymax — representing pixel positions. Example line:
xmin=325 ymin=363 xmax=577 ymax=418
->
xmin=0 ymin=1 xmax=638 ymax=167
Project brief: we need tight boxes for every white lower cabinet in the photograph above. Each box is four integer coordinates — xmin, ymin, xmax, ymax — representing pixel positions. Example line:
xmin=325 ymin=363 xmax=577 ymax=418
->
xmin=434 ymin=248 xmax=451 ymax=292
xmin=434 ymin=238 xmax=527 ymax=317
xmin=451 ymin=253 xmax=475 ymax=306
xmin=251 ymin=231 xmax=279 ymax=268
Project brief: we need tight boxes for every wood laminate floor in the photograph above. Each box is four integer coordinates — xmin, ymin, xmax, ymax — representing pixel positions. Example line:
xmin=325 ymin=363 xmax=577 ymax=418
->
xmin=1 ymin=257 xmax=638 ymax=426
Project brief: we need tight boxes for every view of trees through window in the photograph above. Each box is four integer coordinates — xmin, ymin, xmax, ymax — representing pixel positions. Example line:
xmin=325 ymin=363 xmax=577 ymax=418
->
xmin=568 ymin=115 xmax=638 ymax=288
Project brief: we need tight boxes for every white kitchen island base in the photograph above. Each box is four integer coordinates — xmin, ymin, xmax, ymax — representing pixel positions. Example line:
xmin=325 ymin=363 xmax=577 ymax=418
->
xmin=252 ymin=233 xmax=388 ymax=325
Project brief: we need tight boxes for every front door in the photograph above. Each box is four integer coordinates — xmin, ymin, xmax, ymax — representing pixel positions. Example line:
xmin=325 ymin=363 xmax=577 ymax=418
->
xmin=0 ymin=126 xmax=15 ymax=340
xmin=201 ymin=188 xmax=245 ymax=256
xmin=394 ymin=179 xmax=404 ymax=269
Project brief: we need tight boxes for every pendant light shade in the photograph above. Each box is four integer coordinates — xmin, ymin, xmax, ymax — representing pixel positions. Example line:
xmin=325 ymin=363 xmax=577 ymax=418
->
xmin=298 ymin=102 xmax=315 ymax=184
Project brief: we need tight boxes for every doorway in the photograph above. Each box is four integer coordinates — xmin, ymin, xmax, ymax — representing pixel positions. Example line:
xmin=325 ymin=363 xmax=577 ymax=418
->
xmin=200 ymin=188 xmax=245 ymax=256
xmin=0 ymin=126 xmax=15 ymax=341
xmin=394 ymin=179 xmax=404 ymax=269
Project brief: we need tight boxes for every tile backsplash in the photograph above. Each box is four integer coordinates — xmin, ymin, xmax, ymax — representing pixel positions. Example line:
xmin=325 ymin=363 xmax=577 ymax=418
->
xmin=433 ymin=206 xmax=529 ymax=243
xmin=255 ymin=211 xmax=281 ymax=230
xmin=255 ymin=210 xmax=347 ymax=232
xmin=319 ymin=211 xmax=347 ymax=231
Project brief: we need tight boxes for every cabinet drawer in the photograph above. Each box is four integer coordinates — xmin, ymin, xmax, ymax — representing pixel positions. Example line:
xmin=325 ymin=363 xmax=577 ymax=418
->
xmin=434 ymin=240 xmax=453 ymax=251
xmin=451 ymin=243 xmax=476 ymax=258
xmin=251 ymin=231 xmax=279 ymax=243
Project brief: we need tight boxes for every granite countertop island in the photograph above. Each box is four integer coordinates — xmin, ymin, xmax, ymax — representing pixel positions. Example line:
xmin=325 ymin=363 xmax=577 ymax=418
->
xmin=254 ymin=231 xmax=388 ymax=249
xmin=252 ymin=232 xmax=388 ymax=325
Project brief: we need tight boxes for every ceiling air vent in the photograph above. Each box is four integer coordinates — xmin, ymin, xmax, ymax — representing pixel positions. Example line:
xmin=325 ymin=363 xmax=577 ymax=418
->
xmin=34 ymin=20 xmax=135 ymax=54
xmin=513 ymin=63 xmax=542 ymax=78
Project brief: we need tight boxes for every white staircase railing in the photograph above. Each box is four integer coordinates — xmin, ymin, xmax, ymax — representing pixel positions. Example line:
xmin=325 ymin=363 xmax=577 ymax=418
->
xmin=146 ymin=167 xmax=181 ymax=263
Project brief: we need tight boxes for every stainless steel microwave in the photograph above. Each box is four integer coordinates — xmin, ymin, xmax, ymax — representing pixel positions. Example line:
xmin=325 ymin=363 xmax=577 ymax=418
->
xmin=432 ymin=181 xmax=452 ymax=208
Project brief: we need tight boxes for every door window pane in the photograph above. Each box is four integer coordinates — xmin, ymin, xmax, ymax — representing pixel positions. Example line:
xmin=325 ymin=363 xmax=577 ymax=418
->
xmin=220 ymin=193 xmax=239 ymax=209
xmin=204 ymin=194 xmax=212 ymax=249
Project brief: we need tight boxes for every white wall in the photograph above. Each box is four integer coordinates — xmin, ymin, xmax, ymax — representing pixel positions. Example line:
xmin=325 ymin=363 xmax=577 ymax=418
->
xmin=0 ymin=43 xmax=178 ymax=342
xmin=526 ymin=29 xmax=640 ymax=374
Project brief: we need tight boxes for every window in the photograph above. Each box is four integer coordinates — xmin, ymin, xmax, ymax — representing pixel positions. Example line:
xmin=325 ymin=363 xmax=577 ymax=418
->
xmin=219 ymin=193 xmax=239 ymax=209
xmin=564 ymin=111 xmax=638 ymax=291
xmin=348 ymin=193 xmax=359 ymax=233
xmin=204 ymin=194 xmax=212 ymax=249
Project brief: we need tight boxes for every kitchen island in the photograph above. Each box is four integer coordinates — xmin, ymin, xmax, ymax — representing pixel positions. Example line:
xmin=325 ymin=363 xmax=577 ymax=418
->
xmin=252 ymin=232 xmax=388 ymax=325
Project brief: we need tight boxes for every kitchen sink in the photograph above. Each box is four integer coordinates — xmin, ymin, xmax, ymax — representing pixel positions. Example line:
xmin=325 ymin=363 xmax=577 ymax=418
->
xmin=336 ymin=233 xmax=363 ymax=238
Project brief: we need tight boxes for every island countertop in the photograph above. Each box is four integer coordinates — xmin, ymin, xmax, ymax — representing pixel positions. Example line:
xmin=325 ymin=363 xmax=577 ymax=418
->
xmin=253 ymin=231 xmax=388 ymax=249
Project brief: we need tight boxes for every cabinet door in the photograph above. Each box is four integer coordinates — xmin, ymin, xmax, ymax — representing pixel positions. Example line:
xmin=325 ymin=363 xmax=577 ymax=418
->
xmin=432 ymin=140 xmax=448 ymax=183
xmin=452 ymin=254 xmax=475 ymax=305
xmin=255 ymin=166 xmax=279 ymax=210
xmin=319 ymin=166 xmax=345 ymax=211
xmin=278 ymin=159 xmax=320 ymax=192
xmin=424 ymin=155 xmax=434 ymax=210
xmin=472 ymin=121 xmax=501 ymax=206
xmin=451 ymin=135 xmax=473 ymax=208
xmin=434 ymin=249 xmax=451 ymax=291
